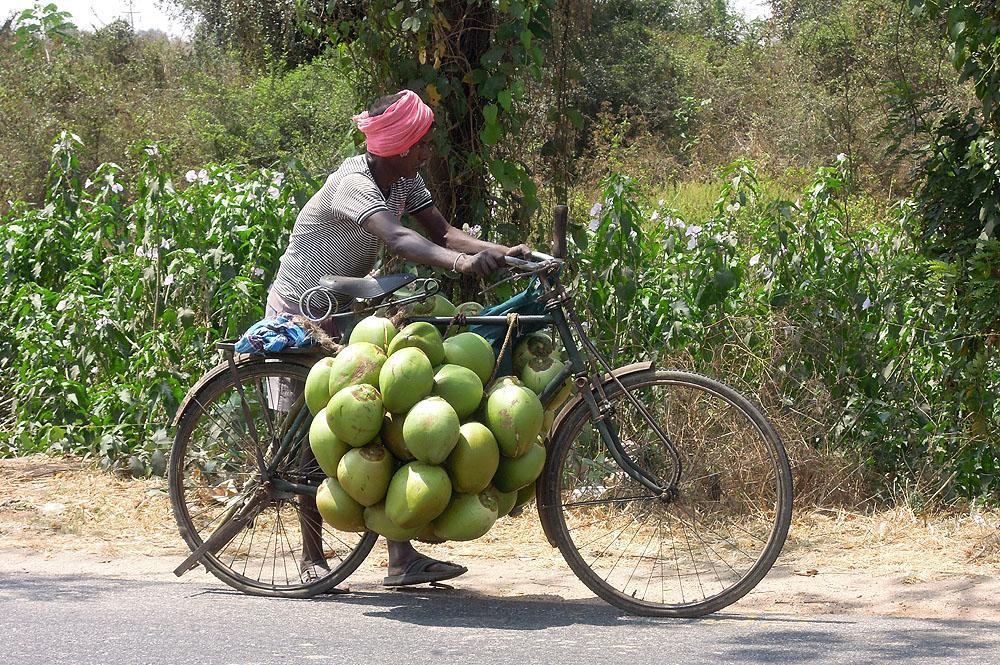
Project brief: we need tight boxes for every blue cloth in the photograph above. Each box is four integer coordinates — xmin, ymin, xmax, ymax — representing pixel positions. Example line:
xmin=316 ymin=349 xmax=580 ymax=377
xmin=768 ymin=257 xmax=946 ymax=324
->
xmin=235 ymin=314 xmax=314 ymax=354
xmin=469 ymin=279 xmax=549 ymax=377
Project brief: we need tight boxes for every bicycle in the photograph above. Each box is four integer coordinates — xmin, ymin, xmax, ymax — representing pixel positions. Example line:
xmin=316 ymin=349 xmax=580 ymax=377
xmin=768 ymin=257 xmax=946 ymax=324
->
xmin=168 ymin=210 xmax=792 ymax=617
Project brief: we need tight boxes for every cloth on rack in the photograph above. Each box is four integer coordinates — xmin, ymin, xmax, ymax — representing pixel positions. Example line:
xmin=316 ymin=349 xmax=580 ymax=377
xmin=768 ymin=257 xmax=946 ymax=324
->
xmin=234 ymin=314 xmax=315 ymax=354
xmin=468 ymin=280 xmax=549 ymax=378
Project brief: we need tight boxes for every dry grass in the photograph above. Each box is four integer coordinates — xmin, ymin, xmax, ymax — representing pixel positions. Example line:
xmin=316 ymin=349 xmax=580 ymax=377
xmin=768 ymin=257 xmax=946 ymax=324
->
xmin=2 ymin=454 xmax=997 ymax=576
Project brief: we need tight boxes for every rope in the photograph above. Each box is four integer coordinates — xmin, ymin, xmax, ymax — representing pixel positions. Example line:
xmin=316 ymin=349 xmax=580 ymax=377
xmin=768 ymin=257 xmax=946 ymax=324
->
xmin=489 ymin=313 xmax=519 ymax=384
xmin=442 ymin=313 xmax=468 ymax=339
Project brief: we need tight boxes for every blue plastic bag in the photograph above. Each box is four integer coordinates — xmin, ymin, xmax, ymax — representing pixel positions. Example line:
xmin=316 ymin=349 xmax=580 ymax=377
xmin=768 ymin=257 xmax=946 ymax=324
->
xmin=235 ymin=314 xmax=314 ymax=354
xmin=468 ymin=279 xmax=549 ymax=377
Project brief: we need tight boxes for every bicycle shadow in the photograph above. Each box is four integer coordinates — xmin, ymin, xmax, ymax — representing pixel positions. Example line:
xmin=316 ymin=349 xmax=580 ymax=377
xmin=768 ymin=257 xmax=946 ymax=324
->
xmin=303 ymin=584 xmax=857 ymax=631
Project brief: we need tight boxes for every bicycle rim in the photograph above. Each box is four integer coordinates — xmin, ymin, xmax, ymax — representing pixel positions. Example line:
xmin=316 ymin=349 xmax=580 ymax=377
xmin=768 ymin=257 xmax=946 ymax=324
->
xmin=169 ymin=359 xmax=376 ymax=597
xmin=540 ymin=369 xmax=792 ymax=617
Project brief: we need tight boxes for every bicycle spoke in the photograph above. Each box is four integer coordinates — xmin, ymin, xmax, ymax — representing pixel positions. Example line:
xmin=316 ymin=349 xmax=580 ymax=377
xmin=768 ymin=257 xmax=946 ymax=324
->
xmin=549 ymin=370 xmax=790 ymax=614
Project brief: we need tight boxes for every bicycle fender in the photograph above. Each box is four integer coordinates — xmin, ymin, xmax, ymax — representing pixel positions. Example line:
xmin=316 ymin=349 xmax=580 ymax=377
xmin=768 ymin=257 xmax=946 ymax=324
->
xmin=547 ymin=361 xmax=654 ymax=438
xmin=171 ymin=355 xmax=318 ymax=428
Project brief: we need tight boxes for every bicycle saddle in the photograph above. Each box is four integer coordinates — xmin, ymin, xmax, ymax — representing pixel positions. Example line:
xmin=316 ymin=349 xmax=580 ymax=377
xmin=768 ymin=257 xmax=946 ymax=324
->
xmin=318 ymin=273 xmax=416 ymax=300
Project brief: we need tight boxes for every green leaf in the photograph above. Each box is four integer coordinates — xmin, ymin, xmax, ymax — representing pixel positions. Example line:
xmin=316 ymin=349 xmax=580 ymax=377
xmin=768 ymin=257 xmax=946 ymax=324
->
xmin=498 ymin=90 xmax=513 ymax=112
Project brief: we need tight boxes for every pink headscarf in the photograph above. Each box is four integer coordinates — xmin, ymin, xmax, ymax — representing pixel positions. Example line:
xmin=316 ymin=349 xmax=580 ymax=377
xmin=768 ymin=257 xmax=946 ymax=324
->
xmin=352 ymin=90 xmax=435 ymax=157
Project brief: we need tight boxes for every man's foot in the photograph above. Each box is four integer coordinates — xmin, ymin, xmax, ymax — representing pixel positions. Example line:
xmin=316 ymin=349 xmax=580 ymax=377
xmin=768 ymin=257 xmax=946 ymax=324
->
xmin=300 ymin=559 xmax=351 ymax=594
xmin=382 ymin=554 xmax=468 ymax=587
xmin=300 ymin=559 xmax=331 ymax=584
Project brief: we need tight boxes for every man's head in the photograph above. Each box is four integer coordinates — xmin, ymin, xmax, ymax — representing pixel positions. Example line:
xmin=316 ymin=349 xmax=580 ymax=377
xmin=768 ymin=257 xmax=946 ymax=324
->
xmin=354 ymin=90 xmax=434 ymax=179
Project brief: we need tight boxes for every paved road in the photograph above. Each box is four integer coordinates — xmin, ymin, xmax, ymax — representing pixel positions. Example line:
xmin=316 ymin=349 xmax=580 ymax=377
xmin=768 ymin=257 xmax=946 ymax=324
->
xmin=2 ymin=571 xmax=998 ymax=664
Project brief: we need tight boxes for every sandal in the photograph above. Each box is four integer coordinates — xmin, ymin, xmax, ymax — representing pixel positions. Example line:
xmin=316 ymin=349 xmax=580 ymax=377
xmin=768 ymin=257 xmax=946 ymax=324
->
xmin=300 ymin=561 xmax=350 ymax=594
xmin=382 ymin=554 xmax=468 ymax=587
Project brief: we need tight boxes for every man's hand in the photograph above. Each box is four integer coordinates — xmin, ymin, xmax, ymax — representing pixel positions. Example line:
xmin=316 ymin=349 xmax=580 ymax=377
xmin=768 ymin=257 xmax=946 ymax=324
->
xmin=505 ymin=244 xmax=533 ymax=260
xmin=457 ymin=249 xmax=505 ymax=277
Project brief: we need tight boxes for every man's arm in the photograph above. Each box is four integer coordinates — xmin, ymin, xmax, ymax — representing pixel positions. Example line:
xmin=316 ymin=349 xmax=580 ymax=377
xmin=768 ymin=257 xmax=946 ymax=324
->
xmin=361 ymin=210 xmax=504 ymax=276
xmin=412 ymin=205 xmax=531 ymax=258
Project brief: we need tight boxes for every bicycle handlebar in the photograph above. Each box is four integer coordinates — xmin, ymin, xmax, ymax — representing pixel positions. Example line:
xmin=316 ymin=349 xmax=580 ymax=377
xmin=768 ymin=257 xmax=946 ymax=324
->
xmin=504 ymin=251 xmax=559 ymax=271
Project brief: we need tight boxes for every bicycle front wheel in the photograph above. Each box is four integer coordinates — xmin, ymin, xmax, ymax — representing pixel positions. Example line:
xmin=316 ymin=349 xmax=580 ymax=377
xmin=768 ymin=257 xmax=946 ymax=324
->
xmin=538 ymin=369 xmax=792 ymax=617
xmin=169 ymin=357 xmax=377 ymax=597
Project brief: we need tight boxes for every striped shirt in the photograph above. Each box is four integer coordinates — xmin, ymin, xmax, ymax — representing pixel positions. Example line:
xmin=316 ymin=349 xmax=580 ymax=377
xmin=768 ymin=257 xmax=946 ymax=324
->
xmin=271 ymin=155 xmax=434 ymax=310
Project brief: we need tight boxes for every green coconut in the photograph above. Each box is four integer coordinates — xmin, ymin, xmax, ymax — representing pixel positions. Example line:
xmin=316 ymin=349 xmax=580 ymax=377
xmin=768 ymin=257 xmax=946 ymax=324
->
xmin=363 ymin=502 xmax=424 ymax=541
xmin=326 ymin=383 xmax=384 ymax=447
xmin=446 ymin=422 xmax=500 ymax=494
xmin=380 ymin=411 xmax=414 ymax=461
xmin=512 ymin=331 xmax=556 ymax=373
xmin=513 ymin=482 xmax=537 ymax=511
xmin=378 ymin=346 xmax=434 ymax=413
xmin=489 ymin=485 xmax=518 ymax=518
xmin=416 ymin=523 xmax=446 ymax=544
xmin=327 ymin=342 xmax=387 ymax=397
xmin=493 ymin=438 xmax=546 ymax=492
xmin=308 ymin=408 xmax=351 ymax=477
xmin=349 ymin=316 xmax=398 ymax=351
xmin=485 ymin=375 xmax=524 ymax=396
xmin=402 ymin=396 xmax=461 ymax=464
xmin=430 ymin=294 xmax=457 ymax=317
xmin=520 ymin=355 xmax=567 ymax=395
xmin=431 ymin=364 xmax=484 ymax=419
xmin=384 ymin=461 xmax=453 ymax=528
xmin=486 ymin=383 xmax=544 ymax=458
xmin=456 ymin=301 xmax=484 ymax=316
xmin=304 ymin=356 xmax=336 ymax=415
xmin=336 ymin=443 xmax=395 ymax=507
xmin=442 ymin=332 xmax=495 ymax=384
xmin=387 ymin=322 xmax=445 ymax=366
xmin=315 ymin=477 xmax=365 ymax=532
xmin=432 ymin=491 xmax=499 ymax=542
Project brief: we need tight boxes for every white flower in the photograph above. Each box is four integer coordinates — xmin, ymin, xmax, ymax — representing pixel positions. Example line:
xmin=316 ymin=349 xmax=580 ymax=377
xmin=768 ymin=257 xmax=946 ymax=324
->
xmin=111 ymin=182 xmax=124 ymax=194
xmin=837 ymin=153 xmax=847 ymax=162
xmin=185 ymin=170 xmax=197 ymax=183
xmin=726 ymin=201 xmax=741 ymax=214
xmin=684 ymin=225 xmax=703 ymax=238
xmin=95 ymin=316 xmax=113 ymax=330
xmin=84 ymin=178 xmax=93 ymax=188
xmin=588 ymin=217 xmax=601 ymax=232
xmin=462 ymin=223 xmax=482 ymax=239
xmin=56 ymin=299 xmax=69 ymax=312
xmin=749 ymin=253 xmax=761 ymax=266
xmin=650 ymin=211 xmax=660 ymax=221
xmin=686 ymin=236 xmax=698 ymax=250
xmin=589 ymin=202 xmax=603 ymax=217
xmin=267 ymin=186 xmax=280 ymax=198
xmin=198 ymin=169 xmax=210 ymax=185
xmin=163 ymin=274 xmax=175 ymax=286
xmin=252 ymin=267 xmax=265 ymax=279
xmin=273 ymin=172 xmax=285 ymax=186
xmin=186 ymin=204 xmax=195 ymax=214
xmin=658 ymin=199 xmax=665 ymax=206
xmin=160 ymin=239 xmax=170 ymax=249
xmin=862 ymin=297 xmax=872 ymax=310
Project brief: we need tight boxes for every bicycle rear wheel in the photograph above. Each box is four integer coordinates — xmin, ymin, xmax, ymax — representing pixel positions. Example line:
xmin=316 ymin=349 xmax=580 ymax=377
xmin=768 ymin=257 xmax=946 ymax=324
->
xmin=168 ymin=357 xmax=377 ymax=597
xmin=538 ymin=369 xmax=792 ymax=617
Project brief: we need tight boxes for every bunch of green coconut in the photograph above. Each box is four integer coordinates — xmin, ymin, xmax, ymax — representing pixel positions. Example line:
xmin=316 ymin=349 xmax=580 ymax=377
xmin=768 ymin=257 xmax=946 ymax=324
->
xmin=304 ymin=315 xmax=555 ymax=542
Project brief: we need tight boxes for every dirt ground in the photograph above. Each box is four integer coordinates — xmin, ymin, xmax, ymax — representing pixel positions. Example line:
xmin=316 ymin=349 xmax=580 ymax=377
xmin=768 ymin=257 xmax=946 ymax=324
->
xmin=1 ymin=454 xmax=998 ymax=620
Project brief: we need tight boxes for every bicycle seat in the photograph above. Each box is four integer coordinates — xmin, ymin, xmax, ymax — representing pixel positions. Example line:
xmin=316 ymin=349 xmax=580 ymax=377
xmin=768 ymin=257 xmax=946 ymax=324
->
xmin=318 ymin=273 xmax=416 ymax=300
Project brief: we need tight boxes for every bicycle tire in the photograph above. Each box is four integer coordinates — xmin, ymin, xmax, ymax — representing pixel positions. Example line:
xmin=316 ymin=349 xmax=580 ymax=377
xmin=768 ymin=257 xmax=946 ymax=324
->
xmin=168 ymin=357 xmax=377 ymax=597
xmin=538 ymin=369 xmax=792 ymax=617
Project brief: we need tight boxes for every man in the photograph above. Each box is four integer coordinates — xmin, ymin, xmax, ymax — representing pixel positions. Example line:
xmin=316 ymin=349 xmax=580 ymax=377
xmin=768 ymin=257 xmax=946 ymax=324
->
xmin=266 ymin=89 xmax=531 ymax=587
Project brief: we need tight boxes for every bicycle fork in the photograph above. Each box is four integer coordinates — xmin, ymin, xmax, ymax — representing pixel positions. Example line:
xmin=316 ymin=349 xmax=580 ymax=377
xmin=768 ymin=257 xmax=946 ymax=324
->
xmin=549 ymin=303 xmax=682 ymax=500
